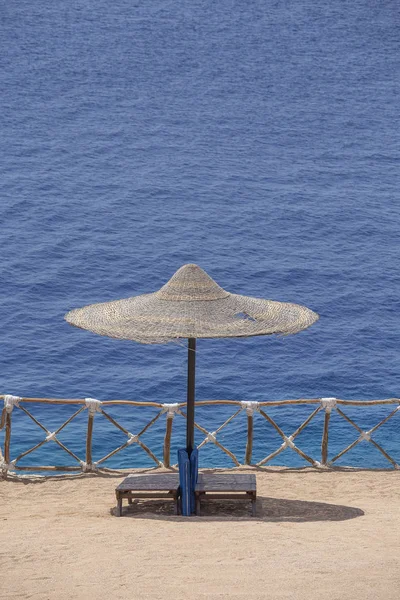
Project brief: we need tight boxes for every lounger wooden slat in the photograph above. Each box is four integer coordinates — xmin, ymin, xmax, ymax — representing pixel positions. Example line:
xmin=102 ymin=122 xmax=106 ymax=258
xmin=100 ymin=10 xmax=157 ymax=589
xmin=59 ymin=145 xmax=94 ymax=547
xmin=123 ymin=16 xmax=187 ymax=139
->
xmin=195 ymin=473 xmax=257 ymax=516
xmin=115 ymin=473 xmax=180 ymax=516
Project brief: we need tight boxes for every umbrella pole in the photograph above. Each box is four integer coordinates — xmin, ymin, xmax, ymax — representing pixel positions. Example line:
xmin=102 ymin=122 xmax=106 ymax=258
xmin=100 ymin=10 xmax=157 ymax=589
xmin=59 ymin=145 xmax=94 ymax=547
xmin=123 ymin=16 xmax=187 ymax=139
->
xmin=186 ymin=337 xmax=196 ymax=456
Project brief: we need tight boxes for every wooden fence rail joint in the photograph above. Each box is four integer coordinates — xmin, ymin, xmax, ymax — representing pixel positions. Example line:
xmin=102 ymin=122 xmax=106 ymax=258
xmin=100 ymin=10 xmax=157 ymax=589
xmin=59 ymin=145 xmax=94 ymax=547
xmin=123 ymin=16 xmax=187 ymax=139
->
xmin=80 ymin=460 xmax=98 ymax=473
xmin=241 ymin=401 xmax=259 ymax=415
xmin=320 ymin=397 xmax=337 ymax=413
xmin=1 ymin=459 xmax=16 ymax=473
xmin=161 ymin=403 xmax=180 ymax=418
xmin=85 ymin=398 xmax=103 ymax=414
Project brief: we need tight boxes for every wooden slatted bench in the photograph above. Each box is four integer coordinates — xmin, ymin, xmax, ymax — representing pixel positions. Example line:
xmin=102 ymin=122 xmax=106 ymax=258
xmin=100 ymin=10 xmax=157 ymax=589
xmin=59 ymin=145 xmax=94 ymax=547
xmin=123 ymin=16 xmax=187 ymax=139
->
xmin=115 ymin=473 xmax=180 ymax=516
xmin=195 ymin=473 xmax=257 ymax=517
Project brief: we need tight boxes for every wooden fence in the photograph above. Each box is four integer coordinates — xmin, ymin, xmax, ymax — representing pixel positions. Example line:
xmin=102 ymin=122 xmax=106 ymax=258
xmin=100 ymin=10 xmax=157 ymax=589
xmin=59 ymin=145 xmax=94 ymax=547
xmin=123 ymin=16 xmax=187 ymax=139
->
xmin=1 ymin=394 xmax=399 ymax=476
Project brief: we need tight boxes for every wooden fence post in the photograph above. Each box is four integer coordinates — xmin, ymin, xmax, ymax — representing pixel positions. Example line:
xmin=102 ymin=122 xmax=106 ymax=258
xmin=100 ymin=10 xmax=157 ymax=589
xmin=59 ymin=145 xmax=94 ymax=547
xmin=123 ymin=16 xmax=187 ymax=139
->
xmin=245 ymin=412 xmax=253 ymax=465
xmin=242 ymin=402 xmax=258 ymax=465
xmin=163 ymin=416 xmax=173 ymax=468
xmin=2 ymin=412 xmax=12 ymax=476
xmin=162 ymin=404 xmax=179 ymax=468
xmin=83 ymin=398 xmax=104 ymax=471
xmin=321 ymin=398 xmax=336 ymax=466
xmin=86 ymin=412 xmax=94 ymax=468
xmin=321 ymin=411 xmax=330 ymax=465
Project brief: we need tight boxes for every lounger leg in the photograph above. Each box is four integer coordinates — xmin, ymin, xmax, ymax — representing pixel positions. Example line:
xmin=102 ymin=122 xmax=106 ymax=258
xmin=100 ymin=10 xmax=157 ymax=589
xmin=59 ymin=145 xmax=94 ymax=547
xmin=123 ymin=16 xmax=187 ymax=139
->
xmin=251 ymin=494 xmax=256 ymax=517
xmin=117 ymin=496 xmax=123 ymax=517
xmin=174 ymin=494 xmax=179 ymax=515
xmin=196 ymin=493 xmax=201 ymax=516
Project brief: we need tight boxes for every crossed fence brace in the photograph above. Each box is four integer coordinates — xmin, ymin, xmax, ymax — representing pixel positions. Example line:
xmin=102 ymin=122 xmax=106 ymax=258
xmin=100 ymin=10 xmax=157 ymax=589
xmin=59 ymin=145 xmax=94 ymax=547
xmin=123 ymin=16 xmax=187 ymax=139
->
xmin=1 ymin=394 xmax=400 ymax=475
xmin=0 ymin=396 xmax=166 ymax=474
xmin=167 ymin=398 xmax=400 ymax=469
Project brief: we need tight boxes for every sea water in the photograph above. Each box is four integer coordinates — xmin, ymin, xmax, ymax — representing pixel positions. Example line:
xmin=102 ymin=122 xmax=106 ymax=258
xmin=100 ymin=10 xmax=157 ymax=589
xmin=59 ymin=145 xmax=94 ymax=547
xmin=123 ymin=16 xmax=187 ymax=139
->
xmin=1 ymin=1 xmax=399 ymax=470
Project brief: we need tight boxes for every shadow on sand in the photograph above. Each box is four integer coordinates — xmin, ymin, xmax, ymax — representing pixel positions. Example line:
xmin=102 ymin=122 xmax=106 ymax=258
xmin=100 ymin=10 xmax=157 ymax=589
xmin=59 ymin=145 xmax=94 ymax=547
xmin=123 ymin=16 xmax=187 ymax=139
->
xmin=110 ymin=496 xmax=364 ymax=522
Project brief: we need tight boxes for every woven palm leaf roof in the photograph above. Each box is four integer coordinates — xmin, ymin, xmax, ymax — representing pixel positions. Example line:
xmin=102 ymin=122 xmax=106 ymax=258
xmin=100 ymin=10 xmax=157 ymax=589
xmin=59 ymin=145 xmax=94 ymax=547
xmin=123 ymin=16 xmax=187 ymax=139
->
xmin=65 ymin=264 xmax=319 ymax=343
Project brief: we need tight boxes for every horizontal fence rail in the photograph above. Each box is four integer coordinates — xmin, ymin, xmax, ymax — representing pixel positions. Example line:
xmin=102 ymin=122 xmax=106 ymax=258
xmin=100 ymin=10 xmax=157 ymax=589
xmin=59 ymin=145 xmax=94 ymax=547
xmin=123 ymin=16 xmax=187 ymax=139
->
xmin=1 ymin=394 xmax=400 ymax=476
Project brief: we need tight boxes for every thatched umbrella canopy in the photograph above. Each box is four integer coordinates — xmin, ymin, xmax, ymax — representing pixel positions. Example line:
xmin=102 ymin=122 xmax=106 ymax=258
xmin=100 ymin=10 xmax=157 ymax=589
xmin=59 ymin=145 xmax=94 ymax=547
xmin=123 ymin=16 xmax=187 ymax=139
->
xmin=65 ymin=264 xmax=319 ymax=453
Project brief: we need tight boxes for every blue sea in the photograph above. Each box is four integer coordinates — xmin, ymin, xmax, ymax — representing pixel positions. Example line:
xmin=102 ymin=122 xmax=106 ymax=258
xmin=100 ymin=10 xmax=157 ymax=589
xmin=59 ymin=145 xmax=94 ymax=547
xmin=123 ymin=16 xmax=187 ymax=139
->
xmin=1 ymin=1 xmax=399 ymax=471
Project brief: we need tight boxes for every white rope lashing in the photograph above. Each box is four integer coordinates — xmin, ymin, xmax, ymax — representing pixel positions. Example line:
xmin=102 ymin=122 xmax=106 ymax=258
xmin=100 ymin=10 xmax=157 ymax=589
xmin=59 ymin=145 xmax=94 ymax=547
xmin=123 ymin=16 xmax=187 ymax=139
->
xmin=3 ymin=395 xmax=21 ymax=413
xmin=85 ymin=398 xmax=103 ymax=414
xmin=127 ymin=433 xmax=139 ymax=446
xmin=161 ymin=403 xmax=180 ymax=419
xmin=241 ymin=401 xmax=259 ymax=416
xmin=280 ymin=435 xmax=295 ymax=450
xmin=321 ymin=397 xmax=337 ymax=413
xmin=1 ymin=459 xmax=16 ymax=471
xmin=80 ymin=460 xmax=98 ymax=472
xmin=359 ymin=430 xmax=372 ymax=442
xmin=206 ymin=431 xmax=217 ymax=444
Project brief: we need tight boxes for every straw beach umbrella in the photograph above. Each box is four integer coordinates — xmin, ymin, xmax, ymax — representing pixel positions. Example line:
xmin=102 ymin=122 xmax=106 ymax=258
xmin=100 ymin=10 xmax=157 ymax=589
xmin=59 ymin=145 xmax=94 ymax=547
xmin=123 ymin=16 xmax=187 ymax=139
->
xmin=65 ymin=264 xmax=319 ymax=455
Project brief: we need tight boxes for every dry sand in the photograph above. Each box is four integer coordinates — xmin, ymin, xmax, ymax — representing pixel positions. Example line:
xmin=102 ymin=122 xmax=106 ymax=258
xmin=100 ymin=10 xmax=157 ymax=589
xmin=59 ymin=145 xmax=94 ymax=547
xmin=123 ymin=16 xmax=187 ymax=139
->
xmin=1 ymin=468 xmax=399 ymax=600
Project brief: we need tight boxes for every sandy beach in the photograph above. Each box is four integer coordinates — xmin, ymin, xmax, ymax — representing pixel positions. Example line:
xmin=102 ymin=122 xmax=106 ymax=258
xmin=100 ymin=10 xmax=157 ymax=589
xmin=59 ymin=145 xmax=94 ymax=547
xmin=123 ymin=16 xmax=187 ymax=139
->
xmin=1 ymin=468 xmax=399 ymax=600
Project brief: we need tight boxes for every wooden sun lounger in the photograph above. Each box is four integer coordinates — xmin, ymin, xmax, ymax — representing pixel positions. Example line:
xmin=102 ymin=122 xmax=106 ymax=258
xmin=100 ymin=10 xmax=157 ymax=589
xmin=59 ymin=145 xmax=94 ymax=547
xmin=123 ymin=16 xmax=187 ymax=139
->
xmin=115 ymin=473 xmax=180 ymax=516
xmin=195 ymin=473 xmax=257 ymax=516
